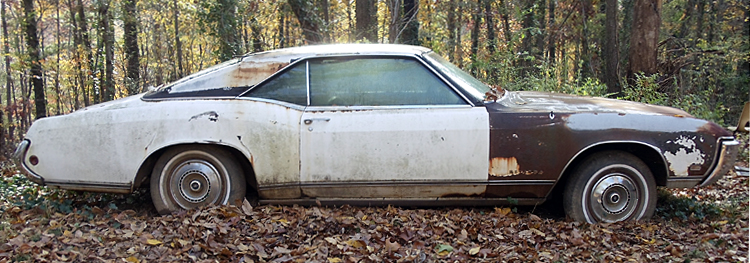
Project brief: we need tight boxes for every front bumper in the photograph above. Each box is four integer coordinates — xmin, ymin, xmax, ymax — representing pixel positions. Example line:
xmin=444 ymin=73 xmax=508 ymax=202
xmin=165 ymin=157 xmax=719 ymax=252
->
xmin=13 ymin=139 xmax=45 ymax=185
xmin=697 ymin=137 xmax=740 ymax=187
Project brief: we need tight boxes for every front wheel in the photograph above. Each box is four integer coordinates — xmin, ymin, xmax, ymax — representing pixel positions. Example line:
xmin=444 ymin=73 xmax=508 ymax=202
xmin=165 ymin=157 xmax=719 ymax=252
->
xmin=563 ymin=151 xmax=656 ymax=223
xmin=150 ymin=145 xmax=246 ymax=215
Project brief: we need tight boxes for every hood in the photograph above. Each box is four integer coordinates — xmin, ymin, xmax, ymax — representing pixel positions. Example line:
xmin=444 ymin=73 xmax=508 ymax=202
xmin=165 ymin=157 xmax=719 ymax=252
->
xmin=494 ymin=91 xmax=692 ymax=117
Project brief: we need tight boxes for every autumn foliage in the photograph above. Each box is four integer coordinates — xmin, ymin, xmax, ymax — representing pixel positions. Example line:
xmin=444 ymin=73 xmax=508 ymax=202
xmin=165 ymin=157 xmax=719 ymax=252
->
xmin=0 ymin=164 xmax=747 ymax=262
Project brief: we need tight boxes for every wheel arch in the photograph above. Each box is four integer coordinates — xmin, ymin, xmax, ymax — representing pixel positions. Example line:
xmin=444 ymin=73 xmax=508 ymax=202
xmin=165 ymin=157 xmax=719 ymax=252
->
xmin=546 ymin=141 xmax=669 ymax=200
xmin=132 ymin=143 xmax=258 ymax=193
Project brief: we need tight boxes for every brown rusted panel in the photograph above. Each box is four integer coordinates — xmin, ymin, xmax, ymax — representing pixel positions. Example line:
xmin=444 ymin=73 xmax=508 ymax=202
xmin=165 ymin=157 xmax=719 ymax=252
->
xmin=227 ymin=62 xmax=289 ymax=88
xmin=486 ymin=91 xmax=732 ymax=199
xmin=484 ymin=184 xmax=553 ymax=198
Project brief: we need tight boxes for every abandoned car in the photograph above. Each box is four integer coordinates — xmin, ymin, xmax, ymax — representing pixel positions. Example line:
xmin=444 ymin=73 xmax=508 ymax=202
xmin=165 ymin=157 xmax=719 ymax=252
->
xmin=14 ymin=44 xmax=739 ymax=223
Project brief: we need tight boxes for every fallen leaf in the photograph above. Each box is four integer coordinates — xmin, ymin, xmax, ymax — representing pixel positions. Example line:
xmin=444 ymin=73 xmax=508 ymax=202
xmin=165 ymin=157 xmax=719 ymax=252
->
xmin=435 ymin=243 xmax=453 ymax=253
xmin=146 ymin=239 xmax=162 ymax=246
xmin=469 ymin=247 xmax=481 ymax=255
xmin=345 ymin=239 xmax=366 ymax=248
xmin=385 ymin=239 xmax=401 ymax=252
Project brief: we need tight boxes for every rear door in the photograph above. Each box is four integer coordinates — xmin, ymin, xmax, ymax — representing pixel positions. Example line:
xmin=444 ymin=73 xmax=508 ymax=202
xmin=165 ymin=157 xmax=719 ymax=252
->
xmin=299 ymin=56 xmax=489 ymax=199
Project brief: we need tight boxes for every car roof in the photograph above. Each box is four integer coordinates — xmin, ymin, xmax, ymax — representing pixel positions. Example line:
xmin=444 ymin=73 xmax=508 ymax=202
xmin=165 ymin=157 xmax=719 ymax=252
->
xmin=241 ymin=44 xmax=433 ymax=63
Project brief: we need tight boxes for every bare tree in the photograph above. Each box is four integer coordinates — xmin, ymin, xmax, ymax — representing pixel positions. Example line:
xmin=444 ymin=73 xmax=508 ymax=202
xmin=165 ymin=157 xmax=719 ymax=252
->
xmin=123 ymin=0 xmax=140 ymax=95
xmin=604 ymin=0 xmax=621 ymax=94
xmin=22 ymin=0 xmax=47 ymax=119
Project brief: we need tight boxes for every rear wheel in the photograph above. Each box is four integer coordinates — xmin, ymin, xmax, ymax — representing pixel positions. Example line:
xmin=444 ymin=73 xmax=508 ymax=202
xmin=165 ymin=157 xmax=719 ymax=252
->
xmin=563 ymin=151 xmax=656 ymax=223
xmin=150 ymin=145 xmax=246 ymax=214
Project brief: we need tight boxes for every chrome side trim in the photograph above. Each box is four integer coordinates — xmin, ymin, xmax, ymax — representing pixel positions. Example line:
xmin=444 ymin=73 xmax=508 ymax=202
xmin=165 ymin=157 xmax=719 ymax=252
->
xmin=260 ymin=197 xmax=545 ymax=207
xmin=12 ymin=140 xmax=45 ymax=185
xmin=665 ymin=176 xmax=703 ymax=188
xmin=259 ymin=180 xmax=556 ymax=190
xmin=697 ymin=137 xmax=739 ymax=187
xmin=45 ymin=180 xmax=132 ymax=194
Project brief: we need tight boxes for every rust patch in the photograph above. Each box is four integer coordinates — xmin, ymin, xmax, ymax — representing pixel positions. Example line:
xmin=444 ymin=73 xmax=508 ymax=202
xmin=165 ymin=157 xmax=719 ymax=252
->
xmin=489 ymin=157 xmax=520 ymax=177
xmin=227 ymin=62 xmax=290 ymax=87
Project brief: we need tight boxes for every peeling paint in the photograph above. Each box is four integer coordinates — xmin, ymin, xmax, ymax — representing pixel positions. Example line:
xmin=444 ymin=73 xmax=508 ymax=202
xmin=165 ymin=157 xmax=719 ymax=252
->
xmin=489 ymin=157 xmax=520 ymax=177
xmin=663 ymin=135 xmax=705 ymax=176
xmin=189 ymin=111 xmax=219 ymax=122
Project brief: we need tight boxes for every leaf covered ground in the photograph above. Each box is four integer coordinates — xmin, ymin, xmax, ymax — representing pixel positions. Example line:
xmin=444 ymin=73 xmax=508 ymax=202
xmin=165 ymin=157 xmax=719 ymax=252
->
xmin=0 ymin=163 xmax=747 ymax=263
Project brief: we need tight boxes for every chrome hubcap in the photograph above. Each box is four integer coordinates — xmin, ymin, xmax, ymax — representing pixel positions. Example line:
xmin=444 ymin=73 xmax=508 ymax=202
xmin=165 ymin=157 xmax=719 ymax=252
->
xmin=164 ymin=152 xmax=229 ymax=210
xmin=590 ymin=173 xmax=639 ymax=223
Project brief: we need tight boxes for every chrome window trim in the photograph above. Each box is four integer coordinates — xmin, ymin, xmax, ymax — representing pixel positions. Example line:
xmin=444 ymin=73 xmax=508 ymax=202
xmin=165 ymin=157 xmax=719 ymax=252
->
xmin=235 ymin=97 xmax=307 ymax=111
xmin=305 ymin=61 xmax=311 ymax=106
xmin=142 ymin=96 xmax=239 ymax=102
xmin=239 ymin=54 xmax=477 ymax=107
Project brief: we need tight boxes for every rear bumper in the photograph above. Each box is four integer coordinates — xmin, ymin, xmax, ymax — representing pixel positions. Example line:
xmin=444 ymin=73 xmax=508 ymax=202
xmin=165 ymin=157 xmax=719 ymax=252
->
xmin=12 ymin=139 xmax=45 ymax=185
xmin=697 ymin=137 xmax=739 ymax=187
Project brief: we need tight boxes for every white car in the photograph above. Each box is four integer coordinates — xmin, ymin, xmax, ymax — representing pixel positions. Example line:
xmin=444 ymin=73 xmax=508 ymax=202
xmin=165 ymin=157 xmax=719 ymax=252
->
xmin=14 ymin=44 xmax=739 ymax=223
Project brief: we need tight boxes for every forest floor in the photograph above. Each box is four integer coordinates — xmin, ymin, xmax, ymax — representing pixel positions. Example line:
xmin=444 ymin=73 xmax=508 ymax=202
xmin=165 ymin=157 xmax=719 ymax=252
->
xmin=0 ymin=159 xmax=747 ymax=262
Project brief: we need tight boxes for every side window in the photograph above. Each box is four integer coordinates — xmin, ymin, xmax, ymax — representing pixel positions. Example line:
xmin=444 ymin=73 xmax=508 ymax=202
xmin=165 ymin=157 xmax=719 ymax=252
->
xmin=244 ymin=62 xmax=307 ymax=105
xmin=309 ymin=58 xmax=465 ymax=106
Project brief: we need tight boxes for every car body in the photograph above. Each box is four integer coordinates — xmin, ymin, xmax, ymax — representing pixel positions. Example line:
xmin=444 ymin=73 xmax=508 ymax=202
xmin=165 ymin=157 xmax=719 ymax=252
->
xmin=14 ymin=44 xmax=739 ymax=223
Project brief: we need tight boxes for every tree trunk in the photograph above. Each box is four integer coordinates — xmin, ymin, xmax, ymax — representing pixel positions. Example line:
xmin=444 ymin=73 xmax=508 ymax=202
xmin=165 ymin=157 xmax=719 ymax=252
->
xmin=76 ymin=0 xmax=92 ymax=106
xmin=54 ymin=0 xmax=62 ymax=114
xmin=519 ymin=0 xmax=536 ymax=76
xmin=470 ymin=0 xmax=481 ymax=75
xmin=1 ymin=0 xmax=8 ymax=149
xmin=580 ymin=0 xmax=592 ymax=80
xmin=499 ymin=0 xmax=511 ymax=42
xmin=98 ymin=0 xmax=114 ymax=102
xmin=400 ymin=0 xmax=419 ymax=45
xmin=216 ymin=0 xmax=239 ymax=60
xmin=484 ymin=0 xmax=495 ymax=54
xmin=627 ymin=0 xmax=661 ymax=82
xmin=676 ymin=0 xmax=696 ymax=38
xmin=356 ymin=0 xmax=378 ymax=42
xmin=446 ymin=0 xmax=456 ymax=61
xmin=173 ymin=0 xmax=183 ymax=78
xmin=387 ymin=0 xmax=401 ymax=43
xmin=484 ymin=0 xmax=497 ymax=82
xmin=68 ymin=0 xmax=81 ymax=109
xmin=123 ymin=0 xmax=140 ymax=95
xmin=547 ymin=0 xmax=556 ymax=63
xmin=288 ymin=0 xmax=324 ymax=43
xmin=251 ymin=17 xmax=262 ymax=52
xmin=695 ymin=0 xmax=705 ymax=43
xmin=742 ymin=0 xmax=749 ymax=75
xmin=604 ymin=0 xmax=621 ymax=95
xmin=321 ymin=0 xmax=330 ymax=41
xmin=279 ymin=4 xmax=286 ymax=48
xmin=22 ymin=0 xmax=46 ymax=119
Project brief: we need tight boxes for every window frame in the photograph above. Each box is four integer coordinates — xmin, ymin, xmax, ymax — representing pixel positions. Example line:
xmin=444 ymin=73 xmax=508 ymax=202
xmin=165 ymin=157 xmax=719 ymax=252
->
xmin=238 ymin=54 xmax=477 ymax=110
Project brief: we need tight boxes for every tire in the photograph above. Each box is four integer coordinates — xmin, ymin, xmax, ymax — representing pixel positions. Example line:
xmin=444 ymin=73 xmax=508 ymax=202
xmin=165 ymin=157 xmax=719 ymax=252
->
xmin=150 ymin=145 xmax=246 ymax=215
xmin=563 ymin=151 xmax=656 ymax=223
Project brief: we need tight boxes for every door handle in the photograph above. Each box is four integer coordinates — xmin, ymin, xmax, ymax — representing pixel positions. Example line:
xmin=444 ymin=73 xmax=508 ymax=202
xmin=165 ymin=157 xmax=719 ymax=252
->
xmin=303 ymin=118 xmax=331 ymax=125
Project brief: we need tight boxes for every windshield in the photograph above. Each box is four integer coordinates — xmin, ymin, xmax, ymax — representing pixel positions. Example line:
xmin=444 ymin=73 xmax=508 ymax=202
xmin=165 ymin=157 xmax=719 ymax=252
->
xmin=424 ymin=52 xmax=491 ymax=101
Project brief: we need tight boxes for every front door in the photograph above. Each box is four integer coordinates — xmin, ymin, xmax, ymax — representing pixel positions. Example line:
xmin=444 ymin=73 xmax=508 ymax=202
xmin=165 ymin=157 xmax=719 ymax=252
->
xmin=298 ymin=56 xmax=489 ymax=199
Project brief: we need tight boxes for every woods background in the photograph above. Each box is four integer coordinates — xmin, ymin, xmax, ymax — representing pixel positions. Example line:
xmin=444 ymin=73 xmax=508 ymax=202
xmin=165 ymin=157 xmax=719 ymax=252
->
xmin=0 ymin=0 xmax=748 ymax=155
